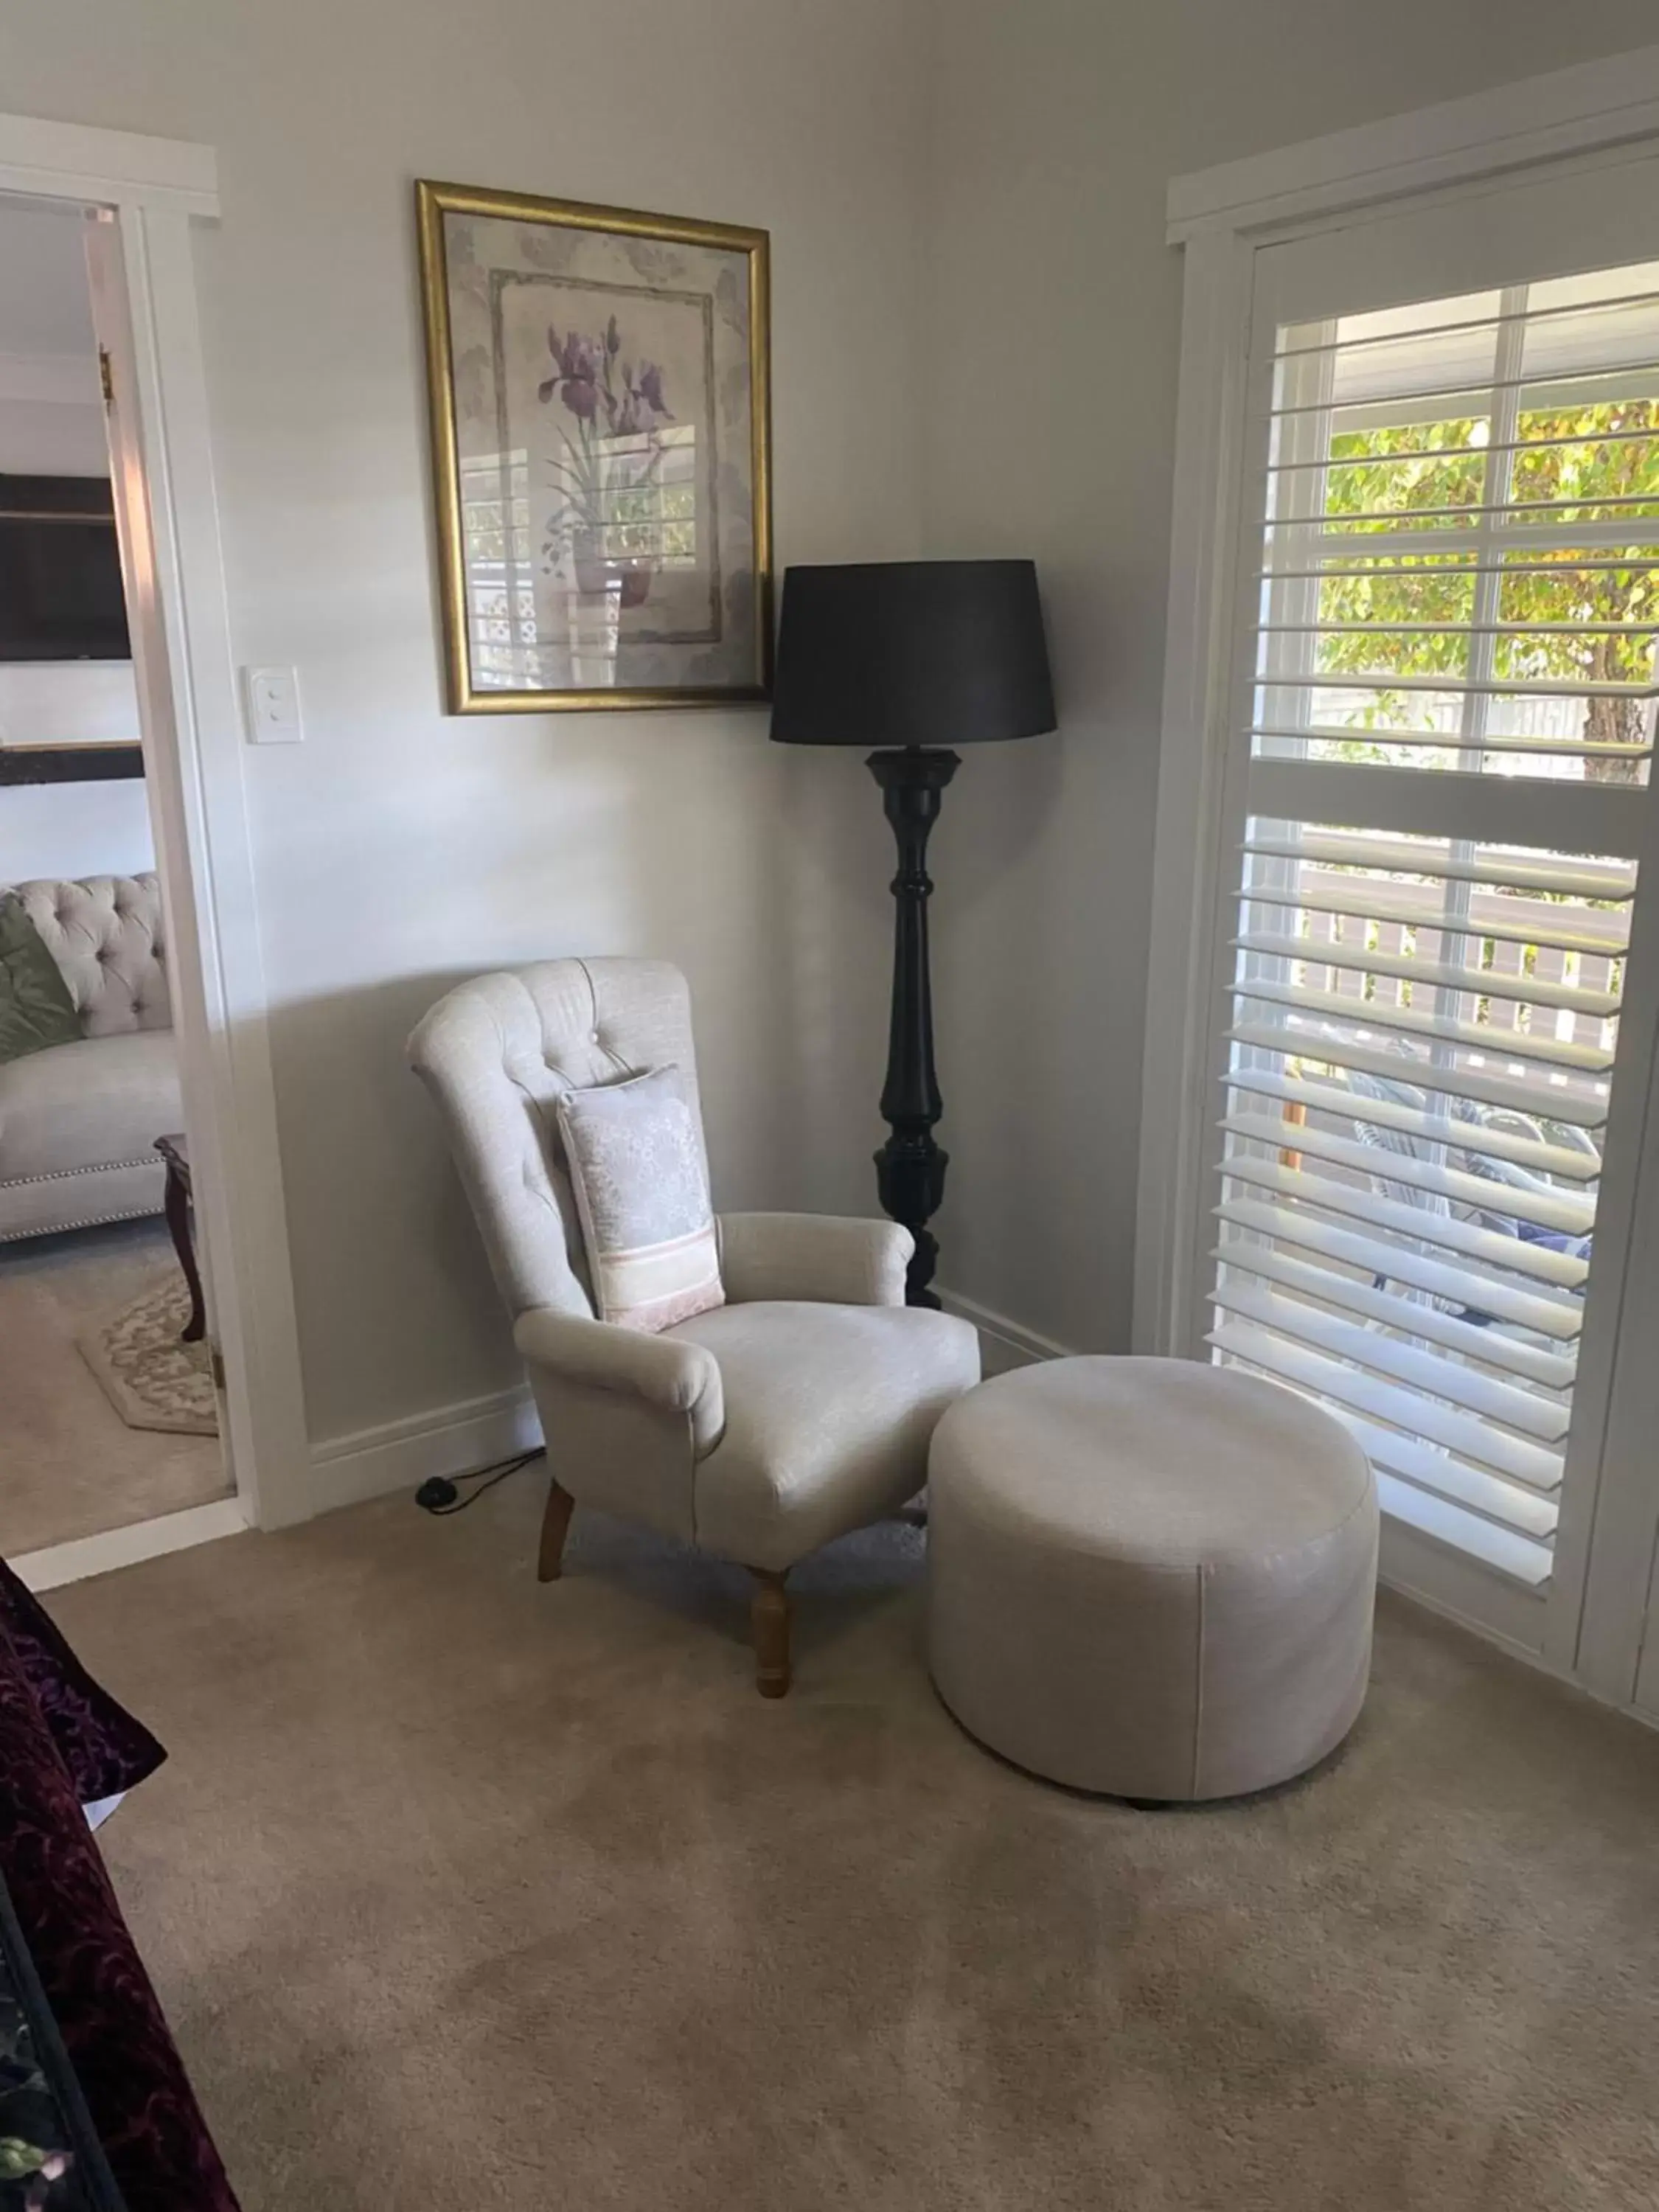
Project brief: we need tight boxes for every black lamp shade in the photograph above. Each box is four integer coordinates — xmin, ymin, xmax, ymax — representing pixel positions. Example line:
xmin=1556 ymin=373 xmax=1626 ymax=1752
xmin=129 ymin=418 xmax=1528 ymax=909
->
xmin=769 ymin=560 xmax=1056 ymax=748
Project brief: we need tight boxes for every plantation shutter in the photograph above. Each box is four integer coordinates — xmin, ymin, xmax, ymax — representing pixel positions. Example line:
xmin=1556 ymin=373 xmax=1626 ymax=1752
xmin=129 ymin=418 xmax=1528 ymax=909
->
xmin=1208 ymin=262 xmax=1658 ymax=1589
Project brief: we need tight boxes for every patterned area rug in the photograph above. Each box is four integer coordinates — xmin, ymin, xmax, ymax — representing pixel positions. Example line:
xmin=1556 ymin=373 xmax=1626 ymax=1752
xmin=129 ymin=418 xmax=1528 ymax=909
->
xmin=77 ymin=1273 xmax=217 ymax=1437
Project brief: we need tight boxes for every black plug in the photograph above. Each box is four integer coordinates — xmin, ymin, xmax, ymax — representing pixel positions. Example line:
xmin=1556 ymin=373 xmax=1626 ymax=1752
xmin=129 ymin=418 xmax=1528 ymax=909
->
xmin=414 ymin=1447 xmax=543 ymax=1517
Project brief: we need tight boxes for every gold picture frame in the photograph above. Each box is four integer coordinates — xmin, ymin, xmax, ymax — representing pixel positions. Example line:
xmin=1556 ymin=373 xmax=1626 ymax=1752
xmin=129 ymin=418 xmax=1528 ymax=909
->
xmin=416 ymin=180 xmax=772 ymax=714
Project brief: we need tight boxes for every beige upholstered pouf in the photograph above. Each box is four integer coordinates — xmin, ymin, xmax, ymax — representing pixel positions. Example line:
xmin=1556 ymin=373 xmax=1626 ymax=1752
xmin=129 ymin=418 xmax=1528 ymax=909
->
xmin=926 ymin=1357 xmax=1378 ymax=1802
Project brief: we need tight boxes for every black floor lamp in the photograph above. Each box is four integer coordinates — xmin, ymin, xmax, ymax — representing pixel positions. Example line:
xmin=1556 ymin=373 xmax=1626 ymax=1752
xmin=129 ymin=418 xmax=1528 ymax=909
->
xmin=770 ymin=561 xmax=1056 ymax=1307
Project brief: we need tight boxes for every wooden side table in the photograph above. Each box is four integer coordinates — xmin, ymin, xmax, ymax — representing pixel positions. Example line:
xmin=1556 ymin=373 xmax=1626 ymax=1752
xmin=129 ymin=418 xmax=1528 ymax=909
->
xmin=153 ymin=1133 xmax=205 ymax=1344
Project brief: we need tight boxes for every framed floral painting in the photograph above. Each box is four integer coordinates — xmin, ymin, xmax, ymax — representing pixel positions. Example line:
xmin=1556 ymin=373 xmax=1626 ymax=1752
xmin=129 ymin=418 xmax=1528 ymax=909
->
xmin=416 ymin=181 xmax=772 ymax=712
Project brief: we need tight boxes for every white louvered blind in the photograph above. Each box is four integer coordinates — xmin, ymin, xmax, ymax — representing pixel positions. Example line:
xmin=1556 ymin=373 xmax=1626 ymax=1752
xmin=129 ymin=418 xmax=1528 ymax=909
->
xmin=1208 ymin=260 xmax=1658 ymax=1590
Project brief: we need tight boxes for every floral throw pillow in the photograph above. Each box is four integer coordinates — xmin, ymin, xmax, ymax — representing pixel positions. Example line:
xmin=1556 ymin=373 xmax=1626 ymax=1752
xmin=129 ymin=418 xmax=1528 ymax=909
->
xmin=0 ymin=894 xmax=80 ymax=1065
xmin=555 ymin=1064 xmax=725 ymax=1333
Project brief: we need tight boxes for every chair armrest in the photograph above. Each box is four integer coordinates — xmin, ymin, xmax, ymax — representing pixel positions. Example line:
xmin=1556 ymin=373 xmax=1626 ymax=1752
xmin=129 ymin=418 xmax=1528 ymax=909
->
xmin=716 ymin=1212 xmax=913 ymax=1307
xmin=512 ymin=1308 xmax=724 ymax=1451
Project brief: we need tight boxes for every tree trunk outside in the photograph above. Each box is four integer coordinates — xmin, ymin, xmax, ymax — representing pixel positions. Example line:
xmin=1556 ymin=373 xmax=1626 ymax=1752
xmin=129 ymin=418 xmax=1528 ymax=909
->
xmin=1582 ymin=625 xmax=1651 ymax=786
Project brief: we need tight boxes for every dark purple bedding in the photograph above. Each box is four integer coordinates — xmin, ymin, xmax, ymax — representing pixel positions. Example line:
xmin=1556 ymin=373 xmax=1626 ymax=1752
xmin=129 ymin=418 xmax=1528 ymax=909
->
xmin=0 ymin=1561 xmax=240 ymax=2212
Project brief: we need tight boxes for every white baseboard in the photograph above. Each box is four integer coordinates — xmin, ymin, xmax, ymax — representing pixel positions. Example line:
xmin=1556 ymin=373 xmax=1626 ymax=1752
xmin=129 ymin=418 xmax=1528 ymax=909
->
xmin=308 ymin=1382 xmax=543 ymax=1515
xmin=937 ymin=1287 xmax=1076 ymax=1377
xmin=1380 ymin=1572 xmax=1659 ymax=1736
xmin=14 ymin=1495 xmax=249 ymax=1593
xmin=305 ymin=1298 xmax=1070 ymax=1516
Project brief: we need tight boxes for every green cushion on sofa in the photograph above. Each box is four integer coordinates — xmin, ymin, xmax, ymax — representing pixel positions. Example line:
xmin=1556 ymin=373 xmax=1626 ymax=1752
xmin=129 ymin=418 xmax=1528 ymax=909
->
xmin=0 ymin=894 xmax=81 ymax=1063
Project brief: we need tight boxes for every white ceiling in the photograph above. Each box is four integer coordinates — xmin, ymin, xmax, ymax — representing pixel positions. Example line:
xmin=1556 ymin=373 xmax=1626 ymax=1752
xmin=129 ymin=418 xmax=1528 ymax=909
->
xmin=0 ymin=196 xmax=97 ymax=361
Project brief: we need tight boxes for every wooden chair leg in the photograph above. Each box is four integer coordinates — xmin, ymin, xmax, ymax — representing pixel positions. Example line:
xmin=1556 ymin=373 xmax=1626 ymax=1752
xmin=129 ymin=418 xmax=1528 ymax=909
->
xmin=749 ymin=1568 xmax=792 ymax=1699
xmin=538 ymin=1475 xmax=575 ymax=1583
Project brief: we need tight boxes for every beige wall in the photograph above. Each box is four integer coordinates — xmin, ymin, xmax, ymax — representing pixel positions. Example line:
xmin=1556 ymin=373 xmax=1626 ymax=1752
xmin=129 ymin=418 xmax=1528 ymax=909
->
xmin=0 ymin=778 xmax=154 ymax=886
xmin=0 ymin=0 xmax=928 ymax=1450
xmin=4 ymin=0 xmax=1658 ymax=1453
xmin=919 ymin=0 xmax=1659 ymax=1356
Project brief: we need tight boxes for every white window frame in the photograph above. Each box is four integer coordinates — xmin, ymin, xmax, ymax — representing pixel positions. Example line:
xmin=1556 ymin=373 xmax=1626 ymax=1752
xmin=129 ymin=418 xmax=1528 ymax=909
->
xmin=1136 ymin=42 xmax=1659 ymax=1704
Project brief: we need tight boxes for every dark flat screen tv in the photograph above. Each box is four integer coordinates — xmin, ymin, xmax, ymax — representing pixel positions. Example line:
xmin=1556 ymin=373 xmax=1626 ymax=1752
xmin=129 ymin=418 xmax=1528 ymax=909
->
xmin=0 ymin=474 xmax=130 ymax=661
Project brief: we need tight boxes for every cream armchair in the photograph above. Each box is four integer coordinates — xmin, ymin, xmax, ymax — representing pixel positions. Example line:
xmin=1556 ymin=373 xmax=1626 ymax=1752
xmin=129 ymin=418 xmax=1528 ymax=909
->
xmin=408 ymin=957 xmax=980 ymax=1695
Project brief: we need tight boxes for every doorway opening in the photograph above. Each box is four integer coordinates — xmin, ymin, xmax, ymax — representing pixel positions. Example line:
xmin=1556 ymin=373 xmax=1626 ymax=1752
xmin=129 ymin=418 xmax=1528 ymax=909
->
xmin=0 ymin=112 xmax=310 ymax=1587
xmin=0 ymin=192 xmax=229 ymax=1560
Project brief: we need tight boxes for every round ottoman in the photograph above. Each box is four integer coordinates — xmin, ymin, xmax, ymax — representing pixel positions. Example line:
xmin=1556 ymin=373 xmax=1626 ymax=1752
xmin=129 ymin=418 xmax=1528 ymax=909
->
xmin=926 ymin=1357 xmax=1377 ymax=1801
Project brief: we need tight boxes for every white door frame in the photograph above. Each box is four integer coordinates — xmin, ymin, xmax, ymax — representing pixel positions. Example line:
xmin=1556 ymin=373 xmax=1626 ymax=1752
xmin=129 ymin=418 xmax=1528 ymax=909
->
xmin=0 ymin=111 xmax=310 ymax=1545
xmin=1135 ymin=42 xmax=1659 ymax=1703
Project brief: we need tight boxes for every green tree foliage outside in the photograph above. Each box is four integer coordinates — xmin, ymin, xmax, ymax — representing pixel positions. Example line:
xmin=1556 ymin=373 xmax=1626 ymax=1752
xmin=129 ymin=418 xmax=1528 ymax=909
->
xmin=1310 ymin=401 xmax=1659 ymax=783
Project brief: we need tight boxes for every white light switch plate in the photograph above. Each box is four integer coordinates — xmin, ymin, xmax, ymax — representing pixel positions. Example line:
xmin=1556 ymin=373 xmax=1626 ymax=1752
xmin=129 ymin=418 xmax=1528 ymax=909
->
xmin=243 ymin=665 xmax=304 ymax=743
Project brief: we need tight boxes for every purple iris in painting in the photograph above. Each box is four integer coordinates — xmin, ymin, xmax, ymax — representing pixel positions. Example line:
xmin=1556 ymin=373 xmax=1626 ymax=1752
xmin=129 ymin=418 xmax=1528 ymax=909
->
xmin=535 ymin=320 xmax=680 ymax=608
xmin=538 ymin=325 xmax=602 ymax=420
xmin=537 ymin=323 xmax=673 ymax=434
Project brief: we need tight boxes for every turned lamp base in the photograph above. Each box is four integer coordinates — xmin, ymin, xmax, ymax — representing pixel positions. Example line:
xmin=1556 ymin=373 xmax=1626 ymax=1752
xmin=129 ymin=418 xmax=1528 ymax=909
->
xmin=868 ymin=746 xmax=959 ymax=1308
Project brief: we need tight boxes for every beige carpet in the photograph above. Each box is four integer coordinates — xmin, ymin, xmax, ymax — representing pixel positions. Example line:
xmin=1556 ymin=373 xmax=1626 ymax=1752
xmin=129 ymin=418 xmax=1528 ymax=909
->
xmin=0 ymin=1220 xmax=226 ymax=1555
xmin=49 ymin=1480 xmax=1659 ymax=2212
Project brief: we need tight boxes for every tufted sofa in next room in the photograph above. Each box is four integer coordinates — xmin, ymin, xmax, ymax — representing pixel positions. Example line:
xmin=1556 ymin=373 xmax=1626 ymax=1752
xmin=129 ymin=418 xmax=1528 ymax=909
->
xmin=0 ymin=872 xmax=181 ymax=1243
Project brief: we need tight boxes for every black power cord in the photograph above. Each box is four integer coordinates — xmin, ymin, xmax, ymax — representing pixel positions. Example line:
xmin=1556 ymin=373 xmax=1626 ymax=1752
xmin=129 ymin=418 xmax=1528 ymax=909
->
xmin=415 ymin=1447 xmax=544 ymax=1516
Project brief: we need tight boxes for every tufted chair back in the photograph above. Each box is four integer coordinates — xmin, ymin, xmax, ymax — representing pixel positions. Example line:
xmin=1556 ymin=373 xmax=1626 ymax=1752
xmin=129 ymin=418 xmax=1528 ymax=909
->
xmin=8 ymin=874 xmax=171 ymax=1037
xmin=408 ymin=957 xmax=706 ymax=1324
